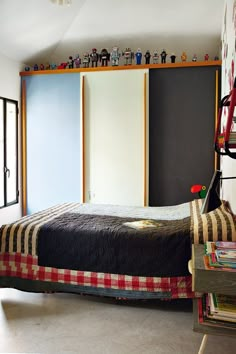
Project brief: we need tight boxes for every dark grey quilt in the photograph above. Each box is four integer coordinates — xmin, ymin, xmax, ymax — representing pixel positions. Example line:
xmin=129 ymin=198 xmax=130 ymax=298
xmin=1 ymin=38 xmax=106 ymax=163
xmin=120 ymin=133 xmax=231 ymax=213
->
xmin=38 ymin=213 xmax=191 ymax=277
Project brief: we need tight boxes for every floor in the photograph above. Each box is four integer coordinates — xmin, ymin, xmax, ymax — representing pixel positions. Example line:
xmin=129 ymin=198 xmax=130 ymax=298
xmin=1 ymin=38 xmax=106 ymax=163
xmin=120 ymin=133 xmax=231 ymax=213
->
xmin=0 ymin=288 xmax=236 ymax=354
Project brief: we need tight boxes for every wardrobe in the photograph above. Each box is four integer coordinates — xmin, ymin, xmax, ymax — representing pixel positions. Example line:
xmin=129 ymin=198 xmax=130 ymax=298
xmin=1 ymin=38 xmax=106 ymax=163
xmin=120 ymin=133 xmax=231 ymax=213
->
xmin=21 ymin=61 xmax=221 ymax=214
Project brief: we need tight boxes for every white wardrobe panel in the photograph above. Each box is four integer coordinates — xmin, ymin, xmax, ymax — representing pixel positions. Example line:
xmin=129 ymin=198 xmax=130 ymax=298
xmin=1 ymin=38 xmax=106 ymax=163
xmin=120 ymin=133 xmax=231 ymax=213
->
xmin=83 ymin=69 xmax=148 ymax=206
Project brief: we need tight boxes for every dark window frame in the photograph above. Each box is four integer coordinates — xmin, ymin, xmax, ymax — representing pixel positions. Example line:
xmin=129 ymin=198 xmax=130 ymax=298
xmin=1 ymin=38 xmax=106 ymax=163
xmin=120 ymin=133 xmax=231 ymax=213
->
xmin=0 ymin=96 xmax=19 ymax=209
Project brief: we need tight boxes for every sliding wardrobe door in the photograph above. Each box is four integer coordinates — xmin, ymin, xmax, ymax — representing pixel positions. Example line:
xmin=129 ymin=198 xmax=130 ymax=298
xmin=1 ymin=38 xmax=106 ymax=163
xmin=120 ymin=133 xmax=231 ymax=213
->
xmin=24 ymin=73 xmax=81 ymax=214
xmin=82 ymin=69 xmax=148 ymax=206
xmin=149 ymin=66 xmax=220 ymax=206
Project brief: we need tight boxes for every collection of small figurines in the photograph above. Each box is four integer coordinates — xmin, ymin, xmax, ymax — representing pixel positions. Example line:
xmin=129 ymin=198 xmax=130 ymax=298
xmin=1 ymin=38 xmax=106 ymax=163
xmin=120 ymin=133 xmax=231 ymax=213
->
xmin=25 ymin=48 xmax=220 ymax=71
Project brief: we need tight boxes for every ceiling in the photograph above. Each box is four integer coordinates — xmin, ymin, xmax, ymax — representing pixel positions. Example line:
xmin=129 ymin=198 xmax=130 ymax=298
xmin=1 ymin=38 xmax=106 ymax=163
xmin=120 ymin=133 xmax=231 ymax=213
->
xmin=0 ymin=0 xmax=224 ymax=67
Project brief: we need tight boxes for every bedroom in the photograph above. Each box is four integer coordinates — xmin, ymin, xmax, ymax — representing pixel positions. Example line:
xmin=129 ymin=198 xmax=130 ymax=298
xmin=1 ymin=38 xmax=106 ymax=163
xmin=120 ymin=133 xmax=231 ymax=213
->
xmin=0 ymin=0 xmax=236 ymax=353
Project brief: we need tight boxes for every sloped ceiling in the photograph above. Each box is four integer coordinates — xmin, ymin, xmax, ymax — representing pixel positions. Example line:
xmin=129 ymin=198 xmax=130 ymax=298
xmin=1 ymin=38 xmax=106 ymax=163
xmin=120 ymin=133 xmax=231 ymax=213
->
xmin=0 ymin=0 xmax=224 ymax=67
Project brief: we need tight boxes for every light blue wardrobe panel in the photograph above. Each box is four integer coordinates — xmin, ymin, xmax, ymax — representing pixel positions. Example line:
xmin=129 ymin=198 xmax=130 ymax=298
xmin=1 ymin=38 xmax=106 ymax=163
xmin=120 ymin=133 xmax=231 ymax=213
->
xmin=25 ymin=73 xmax=81 ymax=214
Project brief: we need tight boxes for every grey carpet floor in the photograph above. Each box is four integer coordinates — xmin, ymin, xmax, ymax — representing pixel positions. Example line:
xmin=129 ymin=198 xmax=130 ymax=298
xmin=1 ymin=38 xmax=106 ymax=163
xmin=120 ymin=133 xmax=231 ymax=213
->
xmin=0 ymin=288 xmax=235 ymax=354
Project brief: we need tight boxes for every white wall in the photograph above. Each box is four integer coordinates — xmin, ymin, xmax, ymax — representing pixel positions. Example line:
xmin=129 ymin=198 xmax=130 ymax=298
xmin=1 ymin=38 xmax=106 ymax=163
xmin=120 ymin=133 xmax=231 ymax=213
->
xmin=0 ymin=52 xmax=24 ymax=225
xmin=220 ymin=0 xmax=236 ymax=213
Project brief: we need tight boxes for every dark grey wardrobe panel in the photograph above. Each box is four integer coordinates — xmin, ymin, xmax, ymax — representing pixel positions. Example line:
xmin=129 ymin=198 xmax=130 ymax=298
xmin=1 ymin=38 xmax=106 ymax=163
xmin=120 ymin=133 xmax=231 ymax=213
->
xmin=149 ymin=66 xmax=220 ymax=206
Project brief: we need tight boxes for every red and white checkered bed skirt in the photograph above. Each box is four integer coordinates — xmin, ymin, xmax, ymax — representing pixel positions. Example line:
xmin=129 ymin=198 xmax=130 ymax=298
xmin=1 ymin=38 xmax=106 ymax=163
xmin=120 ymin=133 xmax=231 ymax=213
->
xmin=0 ymin=252 xmax=195 ymax=299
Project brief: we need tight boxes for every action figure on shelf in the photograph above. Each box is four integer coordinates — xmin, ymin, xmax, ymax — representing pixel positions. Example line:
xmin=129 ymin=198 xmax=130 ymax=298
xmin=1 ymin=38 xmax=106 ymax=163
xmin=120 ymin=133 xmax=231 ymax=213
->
xmin=204 ymin=53 xmax=209 ymax=61
xmin=57 ymin=62 xmax=68 ymax=69
xmin=82 ymin=52 xmax=90 ymax=68
xmin=100 ymin=48 xmax=110 ymax=66
xmin=192 ymin=54 xmax=197 ymax=62
xmin=39 ymin=64 xmax=44 ymax=70
xmin=170 ymin=53 xmax=176 ymax=63
xmin=33 ymin=64 xmax=39 ymax=71
xmin=181 ymin=51 xmax=187 ymax=62
xmin=74 ymin=54 xmax=81 ymax=68
xmin=50 ymin=63 xmax=57 ymax=70
xmin=68 ymin=56 xmax=74 ymax=69
xmin=25 ymin=66 xmax=30 ymax=71
xmin=152 ymin=50 xmax=159 ymax=64
xmin=160 ymin=50 xmax=167 ymax=63
xmin=123 ymin=48 xmax=134 ymax=65
xmin=144 ymin=50 xmax=151 ymax=64
xmin=135 ymin=48 xmax=142 ymax=65
xmin=90 ymin=48 xmax=99 ymax=67
xmin=214 ymin=55 xmax=219 ymax=61
xmin=110 ymin=46 xmax=121 ymax=66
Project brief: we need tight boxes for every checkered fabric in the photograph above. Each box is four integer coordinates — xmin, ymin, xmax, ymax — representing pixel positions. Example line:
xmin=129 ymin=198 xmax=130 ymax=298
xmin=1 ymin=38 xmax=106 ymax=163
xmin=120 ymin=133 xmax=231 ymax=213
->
xmin=0 ymin=252 xmax=195 ymax=299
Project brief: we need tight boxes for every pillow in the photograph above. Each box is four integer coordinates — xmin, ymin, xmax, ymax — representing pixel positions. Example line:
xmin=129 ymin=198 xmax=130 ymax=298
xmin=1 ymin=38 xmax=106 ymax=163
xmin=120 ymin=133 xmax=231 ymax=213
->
xmin=190 ymin=199 xmax=236 ymax=244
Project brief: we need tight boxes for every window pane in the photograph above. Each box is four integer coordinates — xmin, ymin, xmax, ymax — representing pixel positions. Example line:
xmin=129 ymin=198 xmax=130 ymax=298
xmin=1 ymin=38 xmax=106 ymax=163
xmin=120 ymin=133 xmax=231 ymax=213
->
xmin=6 ymin=101 xmax=17 ymax=204
xmin=0 ymin=99 xmax=4 ymax=207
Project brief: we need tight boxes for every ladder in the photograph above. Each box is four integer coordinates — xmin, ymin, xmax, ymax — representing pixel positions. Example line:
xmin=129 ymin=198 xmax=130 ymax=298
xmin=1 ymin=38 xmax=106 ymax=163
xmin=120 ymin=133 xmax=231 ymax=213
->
xmin=215 ymin=78 xmax=236 ymax=159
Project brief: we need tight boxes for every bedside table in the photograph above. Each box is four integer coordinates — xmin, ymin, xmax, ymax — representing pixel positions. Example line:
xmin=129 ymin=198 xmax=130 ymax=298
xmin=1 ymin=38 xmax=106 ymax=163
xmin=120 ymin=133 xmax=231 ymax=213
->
xmin=191 ymin=244 xmax=236 ymax=354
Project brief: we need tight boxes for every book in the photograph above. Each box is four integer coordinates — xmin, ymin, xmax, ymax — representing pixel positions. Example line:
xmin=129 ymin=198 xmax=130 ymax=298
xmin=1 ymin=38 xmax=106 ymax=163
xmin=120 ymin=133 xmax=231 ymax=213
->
xmin=123 ymin=220 xmax=162 ymax=230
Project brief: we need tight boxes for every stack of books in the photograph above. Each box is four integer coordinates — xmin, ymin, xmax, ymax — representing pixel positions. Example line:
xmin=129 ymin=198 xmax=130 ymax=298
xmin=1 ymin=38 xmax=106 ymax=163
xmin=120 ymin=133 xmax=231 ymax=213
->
xmin=198 ymin=293 xmax=236 ymax=329
xmin=204 ymin=241 xmax=236 ymax=271
xmin=196 ymin=241 xmax=236 ymax=329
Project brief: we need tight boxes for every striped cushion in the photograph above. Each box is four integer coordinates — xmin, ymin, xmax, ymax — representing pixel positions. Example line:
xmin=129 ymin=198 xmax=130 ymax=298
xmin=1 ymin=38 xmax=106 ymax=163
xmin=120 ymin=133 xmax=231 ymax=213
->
xmin=190 ymin=199 xmax=236 ymax=244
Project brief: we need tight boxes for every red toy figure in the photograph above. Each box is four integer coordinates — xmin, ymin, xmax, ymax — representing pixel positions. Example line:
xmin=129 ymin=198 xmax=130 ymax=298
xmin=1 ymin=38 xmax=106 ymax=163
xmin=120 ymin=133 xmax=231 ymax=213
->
xmin=152 ymin=50 xmax=159 ymax=64
xmin=170 ymin=53 xmax=176 ymax=63
xmin=57 ymin=62 xmax=68 ymax=69
xmin=123 ymin=48 xmax=134 ymax=65
xmin=204 ymin=53 xmax=209 ymax=61
xmin=144 ymin=50 xmax=151 ymax=64
xmin=191 ymin=185 xmax=207 ymax=199
xmin=181 ymin=52 xmax=187 ymax=62
xmin=100 ymin=48 xmax=110 ymax=66
xmin=82 ymin=52 xmax=90 ymax=68
xmin=39 ymin=64 xmax=44 ymax=70
xmin=90 ymin=48 xmax=99 ymax=67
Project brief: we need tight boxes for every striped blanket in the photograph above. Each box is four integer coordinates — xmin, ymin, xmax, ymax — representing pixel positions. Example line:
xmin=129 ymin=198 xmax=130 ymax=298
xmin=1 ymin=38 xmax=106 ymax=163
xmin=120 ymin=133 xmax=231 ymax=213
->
xmin=190 ymin=199 xmax=236 ymax=244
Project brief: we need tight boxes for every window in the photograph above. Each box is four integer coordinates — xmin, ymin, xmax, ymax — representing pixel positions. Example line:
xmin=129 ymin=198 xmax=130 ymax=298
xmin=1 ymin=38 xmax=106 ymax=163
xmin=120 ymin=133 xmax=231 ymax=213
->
xmin=0 ymin=97 xmax=19 ymax=208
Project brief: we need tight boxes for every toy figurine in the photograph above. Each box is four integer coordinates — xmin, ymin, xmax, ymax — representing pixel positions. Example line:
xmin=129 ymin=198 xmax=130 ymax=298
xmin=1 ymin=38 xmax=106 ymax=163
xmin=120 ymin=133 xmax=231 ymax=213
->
xmin=100 ymin=48 xmax=110 ymax=66
xmin=74 ymin=54 xmax=81 ymax=68
xmin=90 ymin=48 xmax=99 ymax=67
xmin=181 ymin=51 xmax=187 ymax=62
xmin=110 ymin=46 xmax=121 ymax=66
xmin=160 ymin=50 xmax=167 ymax=63
xmin=82 ymin=52 xmax=90 ymax=68
xmin=135 ymin=48 xmax=142 ymax=65
xmin=191 ymin=184 xmax=207 ymax=199
xmin=214 ymin=55 xmax=219 ymax=61
xmin=192 ymin=54 xmax=197 ymax=62
xmin=57 ymin=62 xmax=68 ymax=69
xmin=170 ymin=53 xmax=176 ymax=63
xmin=33 ymin=64 xmax=39 ymax=71
xmin=144 ymin=50 xmax=151 ymax=64
xmin=50 ymin=63 xmax=57 ymax=70
xmin=152 ymin=50 xmax=159 ymax=64
xmin=45 ymin=63 xmax=50 ymax=70
xmin=123 ymin=48 xmax=134 ymax=65
xmin=204 ymin=53 xmax=209 ymax=61
xmin=25 ymin=66 xmax=30 ymax=71
xmin=68 ymin=56 xmax=74 ymax=69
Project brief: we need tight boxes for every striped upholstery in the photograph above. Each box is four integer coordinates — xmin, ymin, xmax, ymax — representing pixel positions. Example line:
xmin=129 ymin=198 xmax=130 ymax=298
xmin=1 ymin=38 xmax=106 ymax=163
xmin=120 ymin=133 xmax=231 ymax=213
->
xmin=190 ymin=199 xmax=236 ymax=244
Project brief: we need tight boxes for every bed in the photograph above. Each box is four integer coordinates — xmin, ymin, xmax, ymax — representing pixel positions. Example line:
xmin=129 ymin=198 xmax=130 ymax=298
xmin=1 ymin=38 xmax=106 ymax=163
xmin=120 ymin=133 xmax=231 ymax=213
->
xmin=0 ymin=199 xmax=235 ymax=300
